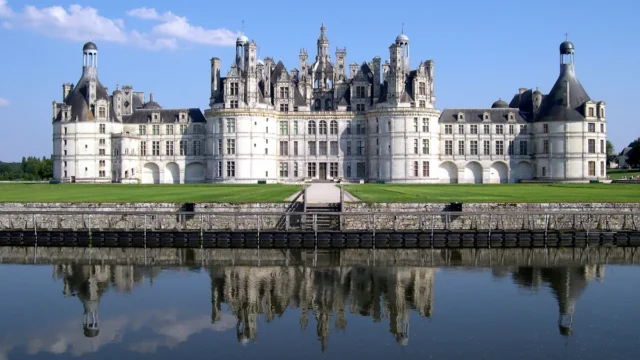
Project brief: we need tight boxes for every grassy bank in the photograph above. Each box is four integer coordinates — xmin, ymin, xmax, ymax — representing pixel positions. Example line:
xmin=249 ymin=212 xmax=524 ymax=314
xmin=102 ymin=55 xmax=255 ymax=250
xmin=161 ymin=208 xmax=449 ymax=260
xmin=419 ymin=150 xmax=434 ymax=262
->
xmin=0 ymin=184 xmax=302 ymax=203
xmin=344 ymin=183 xmax=640 ymax=203
xmin=607 ymin=169 xmax=640 ymax=179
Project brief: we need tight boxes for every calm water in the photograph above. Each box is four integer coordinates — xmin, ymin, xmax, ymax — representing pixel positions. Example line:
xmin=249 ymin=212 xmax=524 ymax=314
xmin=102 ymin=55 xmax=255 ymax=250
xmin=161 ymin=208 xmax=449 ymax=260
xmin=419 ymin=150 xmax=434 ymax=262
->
xmin=1 ymin=248 xmax=640 ymax=359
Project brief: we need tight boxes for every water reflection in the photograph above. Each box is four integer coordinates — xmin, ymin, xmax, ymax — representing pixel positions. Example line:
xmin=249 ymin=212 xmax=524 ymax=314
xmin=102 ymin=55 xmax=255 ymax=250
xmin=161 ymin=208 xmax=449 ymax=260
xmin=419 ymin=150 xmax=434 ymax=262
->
xmin=0 ymin=248 xmax=626 ymax=359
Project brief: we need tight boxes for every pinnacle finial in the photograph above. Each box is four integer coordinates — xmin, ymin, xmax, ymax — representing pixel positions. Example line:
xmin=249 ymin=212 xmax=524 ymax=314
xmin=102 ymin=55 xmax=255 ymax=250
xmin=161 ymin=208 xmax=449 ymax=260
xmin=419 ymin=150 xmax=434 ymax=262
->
xmin=402 ymin=22 xmax=404 ymax=34
xmin=242 ymin=20 xmax=245 ymax=34
xmin=564 ymin=32 xmax=569 ymax=41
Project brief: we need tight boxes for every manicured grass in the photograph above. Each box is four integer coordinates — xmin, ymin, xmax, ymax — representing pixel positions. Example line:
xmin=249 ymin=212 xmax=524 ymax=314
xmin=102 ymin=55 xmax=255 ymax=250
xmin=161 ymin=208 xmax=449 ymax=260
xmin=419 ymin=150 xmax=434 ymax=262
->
xmin=0 ymin=184 xmax=302 ymax=203
xmin=344 ymin=183 xmax=640 ymax=203
xmin=607 ymin=169 xmax=640 ymax=179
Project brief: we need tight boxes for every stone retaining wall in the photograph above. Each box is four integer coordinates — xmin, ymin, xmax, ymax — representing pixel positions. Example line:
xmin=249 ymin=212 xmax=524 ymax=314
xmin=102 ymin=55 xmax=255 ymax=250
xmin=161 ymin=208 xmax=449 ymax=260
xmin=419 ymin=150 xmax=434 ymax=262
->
xmin=0 ymin=202 xmax=639 ymax=232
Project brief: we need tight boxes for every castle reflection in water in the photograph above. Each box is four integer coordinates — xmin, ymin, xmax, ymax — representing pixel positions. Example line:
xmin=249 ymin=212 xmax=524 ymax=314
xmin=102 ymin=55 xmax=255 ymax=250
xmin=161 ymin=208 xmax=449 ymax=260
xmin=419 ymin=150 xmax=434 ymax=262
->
xmin=52 ymin=262 xmax=605 ymax=351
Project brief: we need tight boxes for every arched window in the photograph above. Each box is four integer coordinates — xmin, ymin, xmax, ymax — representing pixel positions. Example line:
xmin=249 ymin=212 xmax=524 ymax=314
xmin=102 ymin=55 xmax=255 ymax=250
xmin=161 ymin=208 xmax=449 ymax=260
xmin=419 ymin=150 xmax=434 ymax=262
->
xmin=319 ymin=120 xmax=327 ymax=135
xmin=325 ymin=98 xmax=332 ymax=110
xmin=330 ymin=120 xmax=338 ymax=135
xmin=308 ymin=120 xmax=316 ymax=135
xmin=314 ymin=99 xmax=321 ymax=111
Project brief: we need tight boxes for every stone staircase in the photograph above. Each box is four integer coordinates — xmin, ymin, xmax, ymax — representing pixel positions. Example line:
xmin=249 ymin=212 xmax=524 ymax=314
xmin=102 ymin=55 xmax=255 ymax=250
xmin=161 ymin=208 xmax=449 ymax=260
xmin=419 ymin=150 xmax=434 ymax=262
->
xmin=304 ymin=203 xmax=340 ymax=231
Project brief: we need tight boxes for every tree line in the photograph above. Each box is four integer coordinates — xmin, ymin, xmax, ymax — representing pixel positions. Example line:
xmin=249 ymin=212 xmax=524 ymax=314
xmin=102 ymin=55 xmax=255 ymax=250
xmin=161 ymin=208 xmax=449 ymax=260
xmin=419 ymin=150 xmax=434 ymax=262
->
xmin=0 ymin=157 xmax=53 ymax=181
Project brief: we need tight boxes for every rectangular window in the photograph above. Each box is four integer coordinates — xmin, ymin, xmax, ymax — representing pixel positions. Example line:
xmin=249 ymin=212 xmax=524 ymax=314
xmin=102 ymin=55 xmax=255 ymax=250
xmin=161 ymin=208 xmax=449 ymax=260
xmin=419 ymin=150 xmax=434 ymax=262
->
xmin=483 ymin=141 xmax=490 ymax=155
xmin=600 ymin=161 xmax=605 ymax=177
xmin=227 ymin=161 xmax=235 ymax=177
xmin=520 ymin=125 xmax=526 ymax=134
xmin=419 ymin=82 xmax=426 ymax=95
xmin=445 ymin=125 xmax=452 ymax=134
xmin=470 ymin=125 xmax=478 ymax=134
xmin=346 ymin=141 xmax=352 ymax=155
xmin=99 ymin=160 xmax=105 ymax=167
xmin=217 ymin=119 xmax=223 ymax=133
xmin=413 ymin=118 xmax=419 ymax=132
xmin=588 ymin=139 xmax=596 ymax=153
xmin=356 ymin=162 xmax=366 ymax=178
xmin=139 ymin=125 xmax=146 ymax=135
xmin=98 ymin=107 xmax=106 ymax=118
xmin=356 ymin=121 xmax=366 ymax=135
xmin=508 ymin=140 xmax=514 ymax=155
xmin=356 ymin=86 xmax=366 ymax=98
xmin=330 ymin=162 xmax=338 ymax=177
xmin=542 ymin=167 xmax=547 ymax=176
xmin=165 ymin=141 xmax=174 ymax=156
xmin=193 ymin=140 xmax=202 ymax=155
xmin=180 ymin=140 xmax=187 ymax=155
xmin=279 ymin=141 xmax=289 ymax=156
xmin=357 ymin=141 xmax=365 ymax=155
xmin=422 ymin=118 xmax=429 ymax=132
xmin=346 ymin=121 xmax=352 ymax=135
xmin=293 ymin=141 xmax=299 ymax=156
xmin=99 ymin=170 xmax=105 ymax=177
xmin=458 ymin=141 xmax=465 ymax=155
xmin=308 ymin=141 xmax=316 ymax=156
xmin=495 ymin=125 xmax=504 ymax=135
xmin=470 ymin=141 xmax=478 ymax=155
xmin=229 ymin=100 xmax=238 ymax=109
xmin=600 ymin=123 xmax=604 ymax=133
xmin=346 ymin=162 xmax=351 ymax=177
xmin=423 ymin=161 xmax=429 ymax=177
xmin=414 ymin=139 xmax=419 ymax=154
xmin=99 ymin=138 xmax=105 ymax=146
xmin=588 ymin=161 xmax=595 ymax=176
xmin=445 ymin=140 xmax=453 ymax=155
xmin=166 ymin=125 xmax=174 ymax=135
xmin=356 ymin=104 xmax=365 ymax=112
xmin=319 ymin=141 xmax=327 ymax=155
xmin=588 ymin=107 xmax=594 ymax=117
xmin=422 ymin=139 xmax=429 ymax=155
xmin=543 ymin=140 xmax=550 ymax=154
xmin=509 ymin=125 xmax=514 ymax=135
xmin=330 ymin=141 xmax=338 ymax=155
xmin=294 ymin=121 xmax=299 ymax=135
xmin=227 ymin=119 xmax=236 ymax=133
xmin=279 ymin=87 xmax=290 ymax=99
xmin=280 ymin=104 xmax=289 ymax=112
xmin=230 ymin=82 xmax=239 ymax=95
xmin=226 ymin=139 xmax=236 ymax=155
xmin=588 ymin=123 xmax=595 ymax=132
xmin=99 ymin=124 xmax=106 ymax=134
xmin=543 ymin=124 xmax=549 ymax=133
xmin=293 ymin=162 xmax=299 ymax=177
xmin=419 ymin=100 xmax=426 ymax=108
xmin=413 ymin=161 xmax=419 ymax=177
xmin=495 ymin=141 xmax=504 ymax=155
xmin=217 ymin=139 xmax=223 ymax=155
xmin=483 ymin=124 xmax=490 ymax=134
xmin=152 ymin=141 xmax=160 ymax=156
xmin=152 ymin=125 xmax=160 ymax=135
xmin=279 ymin=162 xmax=289 ymax=177
xmin=217 ymin=161 xmax=222 ymax=177
xmin=600 ymin=139 xmax=605 ymax=154
xmin=98 ymin=148 xmax=105 ymax=156
xmin=458 ymin=124 xmax=464 ymax=134
xmin=140 ymin=141 xmax=147 ymax=156
xmin=180 ymin=124 xmax=187 ymax=134
xmin=308 ymin=163 xmax=317 ymax=177
xmin=519 ymin=141 xmax=528 ymax=155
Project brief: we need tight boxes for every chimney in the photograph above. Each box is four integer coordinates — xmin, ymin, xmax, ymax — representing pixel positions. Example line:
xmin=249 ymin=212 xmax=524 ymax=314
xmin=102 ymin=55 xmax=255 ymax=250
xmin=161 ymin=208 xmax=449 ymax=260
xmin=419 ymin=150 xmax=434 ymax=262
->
xmin=150 ymin=93 xmax=155 ymax=102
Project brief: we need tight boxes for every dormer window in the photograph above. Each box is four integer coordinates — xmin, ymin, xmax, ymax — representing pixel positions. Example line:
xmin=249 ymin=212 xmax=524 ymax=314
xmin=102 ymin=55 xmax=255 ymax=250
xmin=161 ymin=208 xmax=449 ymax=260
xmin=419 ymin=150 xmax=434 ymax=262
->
xmin=588 ymin=107 xmax=594 ymax=117
xmin=457 ymin=112 xmax=464 ymax=121
xmin=508 ymin=113 xmax=514 ymax=121
xmin=482 ymin=112 xmax=489 ymax=121
xmin=98 ymin=107 xmax=106 ymax=118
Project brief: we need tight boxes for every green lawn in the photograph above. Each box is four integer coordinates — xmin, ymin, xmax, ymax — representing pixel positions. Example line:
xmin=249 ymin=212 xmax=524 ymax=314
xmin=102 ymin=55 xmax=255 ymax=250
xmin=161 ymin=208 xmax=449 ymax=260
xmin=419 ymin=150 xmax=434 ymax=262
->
xmin=0 ymin=184 xmax=302 ymax=203
xmin=344 ymin=184 xmax=640 ymax=203
xmin=607 ymin=169 xmax=640 ymax=179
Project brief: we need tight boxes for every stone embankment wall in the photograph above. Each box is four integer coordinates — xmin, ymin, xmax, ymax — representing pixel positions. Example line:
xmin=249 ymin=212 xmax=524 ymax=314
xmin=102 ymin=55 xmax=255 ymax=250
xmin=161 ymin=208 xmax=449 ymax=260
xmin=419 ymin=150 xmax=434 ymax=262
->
xmin=0 ymin=202 xmax=639 ymax=232
xmin=342 ymin=203 xmax=640 ymax=232
xmin=1 ymin=247 xmax=638 ymax=267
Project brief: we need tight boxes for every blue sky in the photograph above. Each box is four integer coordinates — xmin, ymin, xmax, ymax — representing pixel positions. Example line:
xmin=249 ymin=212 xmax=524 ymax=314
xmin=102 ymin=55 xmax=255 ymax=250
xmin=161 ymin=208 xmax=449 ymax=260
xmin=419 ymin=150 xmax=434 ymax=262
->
xmin=0 ymin=0 xmax=637 ymax=161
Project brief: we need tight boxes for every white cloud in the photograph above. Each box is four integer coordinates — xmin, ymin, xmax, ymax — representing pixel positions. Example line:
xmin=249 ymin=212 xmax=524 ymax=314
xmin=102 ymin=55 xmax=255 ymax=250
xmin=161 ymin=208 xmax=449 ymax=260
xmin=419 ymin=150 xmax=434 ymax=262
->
xmin=127 ymin=7 xmax=238 ymax=46
xmin=0 ymin=2 xmax=238 ymax=50
xmin=0 ymin=98 xmax=9 ymax=107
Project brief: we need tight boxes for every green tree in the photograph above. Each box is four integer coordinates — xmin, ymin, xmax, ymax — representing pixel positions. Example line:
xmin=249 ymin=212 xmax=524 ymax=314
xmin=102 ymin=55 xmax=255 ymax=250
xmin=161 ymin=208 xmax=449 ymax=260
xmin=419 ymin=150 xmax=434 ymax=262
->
xmin=606 ymin=140 xmax=615 ymax=156
xmin=628 ymin=138 xmax=640 ymax=168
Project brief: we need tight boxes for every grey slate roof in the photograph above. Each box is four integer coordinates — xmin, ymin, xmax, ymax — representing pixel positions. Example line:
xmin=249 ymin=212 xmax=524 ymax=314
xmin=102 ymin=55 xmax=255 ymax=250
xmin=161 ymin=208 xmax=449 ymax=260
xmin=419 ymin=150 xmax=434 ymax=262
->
xmin=439 ymin=108 xmax=529 ymax=123
xmin=56 ymin=75 xmax=110 ymax=122
xmin=293 ymin=87 xmax=306 ymax=106
xmin=534 ymin=64 xmax=590 ymax=122
xmin=122 ymin=108 xmax=206 ymax=124
xmin=83 ymin=42 xmax=97 ymax=51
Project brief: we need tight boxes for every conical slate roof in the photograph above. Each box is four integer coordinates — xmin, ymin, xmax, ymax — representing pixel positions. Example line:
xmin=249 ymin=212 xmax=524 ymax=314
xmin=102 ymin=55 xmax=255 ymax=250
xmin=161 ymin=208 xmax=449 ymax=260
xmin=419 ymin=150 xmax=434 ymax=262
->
xmin=535 ymin=63 xmax=590 ymax=122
